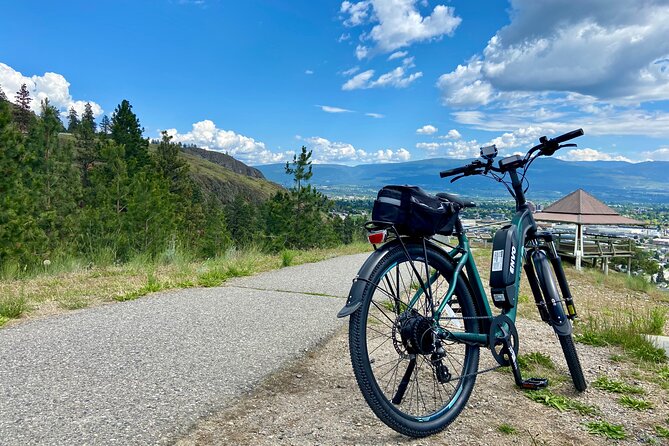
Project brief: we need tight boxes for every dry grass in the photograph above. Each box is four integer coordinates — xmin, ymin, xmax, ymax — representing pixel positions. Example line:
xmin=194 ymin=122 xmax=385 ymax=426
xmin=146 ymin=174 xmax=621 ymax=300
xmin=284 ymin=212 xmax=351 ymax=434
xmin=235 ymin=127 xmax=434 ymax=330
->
xmin=0 ymin=243 xmax=371 ymax=328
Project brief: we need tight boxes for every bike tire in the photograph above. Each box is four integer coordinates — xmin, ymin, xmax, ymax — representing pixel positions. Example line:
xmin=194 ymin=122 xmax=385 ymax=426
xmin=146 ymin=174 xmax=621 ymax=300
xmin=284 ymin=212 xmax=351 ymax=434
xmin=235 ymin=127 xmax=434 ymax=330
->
xmin=348 ymin=242 xmax=480 ymax=437
xmin=558 ymin=333 xmax=587 ymax=392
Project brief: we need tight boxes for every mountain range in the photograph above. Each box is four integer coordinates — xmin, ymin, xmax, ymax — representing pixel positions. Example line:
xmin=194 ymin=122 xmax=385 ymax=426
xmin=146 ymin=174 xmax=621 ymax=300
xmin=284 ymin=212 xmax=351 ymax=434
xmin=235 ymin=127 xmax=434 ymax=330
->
xmin=257 ymin=158 xmax=669 ymax=203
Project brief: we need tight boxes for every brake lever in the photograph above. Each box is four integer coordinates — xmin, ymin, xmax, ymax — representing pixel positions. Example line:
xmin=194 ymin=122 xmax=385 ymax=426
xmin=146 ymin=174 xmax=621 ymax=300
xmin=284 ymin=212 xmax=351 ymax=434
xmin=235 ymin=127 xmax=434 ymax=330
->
xmin=559 ymin=143 xmax=577 ymax=148
xmin=450 ymin=174 xmax=465 ymax=183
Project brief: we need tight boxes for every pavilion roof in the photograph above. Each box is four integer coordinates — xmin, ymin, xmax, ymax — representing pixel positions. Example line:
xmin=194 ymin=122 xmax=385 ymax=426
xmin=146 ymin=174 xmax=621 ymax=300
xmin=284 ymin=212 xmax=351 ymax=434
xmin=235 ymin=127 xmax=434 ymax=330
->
xmin=535 ymin=189 xmax=645 ymax=225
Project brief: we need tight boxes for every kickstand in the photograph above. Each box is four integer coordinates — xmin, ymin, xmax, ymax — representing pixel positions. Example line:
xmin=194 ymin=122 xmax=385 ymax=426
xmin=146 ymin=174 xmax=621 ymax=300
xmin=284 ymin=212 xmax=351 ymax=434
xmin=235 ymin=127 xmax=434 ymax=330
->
xmin=500 ymin=337 xmax=549 ymax=391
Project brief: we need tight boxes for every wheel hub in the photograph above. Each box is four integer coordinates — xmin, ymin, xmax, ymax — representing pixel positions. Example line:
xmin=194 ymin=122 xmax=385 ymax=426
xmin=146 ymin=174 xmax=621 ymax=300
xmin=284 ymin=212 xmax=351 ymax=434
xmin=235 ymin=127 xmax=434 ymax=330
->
xmin=396 ymin=310 xmax=435 ymax=355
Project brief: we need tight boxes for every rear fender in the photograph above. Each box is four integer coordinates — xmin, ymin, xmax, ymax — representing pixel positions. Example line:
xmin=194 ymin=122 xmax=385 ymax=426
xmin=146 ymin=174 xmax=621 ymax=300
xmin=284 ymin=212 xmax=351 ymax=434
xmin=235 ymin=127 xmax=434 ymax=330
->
xmin=337 ymin=238 xmax=452 ymax=318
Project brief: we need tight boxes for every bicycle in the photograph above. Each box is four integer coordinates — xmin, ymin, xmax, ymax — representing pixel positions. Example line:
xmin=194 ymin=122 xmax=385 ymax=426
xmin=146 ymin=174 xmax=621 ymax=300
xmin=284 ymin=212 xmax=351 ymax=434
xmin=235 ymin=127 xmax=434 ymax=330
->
xmin=337 ymin=129 xmax=587 ymax=437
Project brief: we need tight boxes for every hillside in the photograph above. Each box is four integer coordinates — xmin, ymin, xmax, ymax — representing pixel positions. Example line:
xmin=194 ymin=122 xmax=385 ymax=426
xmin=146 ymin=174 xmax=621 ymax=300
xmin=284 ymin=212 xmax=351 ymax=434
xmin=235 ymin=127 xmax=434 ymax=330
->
xmin=258 ymin=158 xmax=669 ymax=203
xmin=180 ymin=145 xmax=266 ymax=180
xmin=179 ymin=149 xmax=282 ymax=205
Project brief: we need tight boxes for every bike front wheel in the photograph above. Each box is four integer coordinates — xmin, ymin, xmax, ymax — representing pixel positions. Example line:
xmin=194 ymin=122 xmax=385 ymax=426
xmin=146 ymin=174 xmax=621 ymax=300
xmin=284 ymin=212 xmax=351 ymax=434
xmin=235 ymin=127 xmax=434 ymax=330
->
xmin=348 ymin=242 xmax=480 ymax=437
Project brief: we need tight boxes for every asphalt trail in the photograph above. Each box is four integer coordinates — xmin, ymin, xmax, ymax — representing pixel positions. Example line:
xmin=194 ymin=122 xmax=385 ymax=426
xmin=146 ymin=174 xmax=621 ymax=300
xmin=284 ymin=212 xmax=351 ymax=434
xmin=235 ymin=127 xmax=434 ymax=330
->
xmin=0 ymin=253 xmax=368 ymax=445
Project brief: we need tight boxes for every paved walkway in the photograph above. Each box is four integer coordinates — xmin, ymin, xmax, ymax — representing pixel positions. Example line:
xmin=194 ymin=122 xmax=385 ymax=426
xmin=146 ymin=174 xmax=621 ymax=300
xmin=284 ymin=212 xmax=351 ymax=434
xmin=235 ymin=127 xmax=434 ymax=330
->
xmin=0 ymin=253 xmax=368 ymax=445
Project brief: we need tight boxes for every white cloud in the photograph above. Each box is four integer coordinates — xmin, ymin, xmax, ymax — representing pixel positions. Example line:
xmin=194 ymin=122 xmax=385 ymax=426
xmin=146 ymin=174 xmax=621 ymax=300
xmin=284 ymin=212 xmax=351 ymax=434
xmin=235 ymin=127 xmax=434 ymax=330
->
xmin=341 ymin=66 xmax=360 ymax=76
xmin=416 ymin=124 xmax=437 ymax=135
xmin=166 ymin=120 xmax=293 ymax=165
xmin=0 ymin=62 xmax=103 ymax=117
xmin=558 ymin=148 xmax=633 ymax=162
xmin=355 ymin=44 xmax=369 ymax=60
xmin=341 ymin=0 xmax=461 ymax=54
xmin=305 ymin=69 xmax=314 ymax=75
xmin=302 ymin=136 xmax=410 ymax=164
xmin=388 ymin=50 xmax=408 ymax=60
xmin=640 ymin=147 xmax=669 ymax=161
xmin=342 ymin=66 xmax=422 ymax=90
xmin=317 ymin=105 xmax=353 ymax=113
xmin=338 ymin=33 xmax=351 ymax=42
xmin=438 ymin=0 xmax=669 ymax=105
xmin=365 ymin=112 xmax=385 ymax=118
xmin=341 ymin=0 xmax=372 ymax=27
xmin=445 ymin=129 xmax=461 ymax=139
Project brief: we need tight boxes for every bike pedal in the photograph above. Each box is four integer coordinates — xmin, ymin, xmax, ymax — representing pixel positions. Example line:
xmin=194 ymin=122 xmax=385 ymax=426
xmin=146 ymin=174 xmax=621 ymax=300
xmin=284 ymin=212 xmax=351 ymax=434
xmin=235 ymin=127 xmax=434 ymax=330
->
xmin=520 ymin=377 xmax=549 ymax=390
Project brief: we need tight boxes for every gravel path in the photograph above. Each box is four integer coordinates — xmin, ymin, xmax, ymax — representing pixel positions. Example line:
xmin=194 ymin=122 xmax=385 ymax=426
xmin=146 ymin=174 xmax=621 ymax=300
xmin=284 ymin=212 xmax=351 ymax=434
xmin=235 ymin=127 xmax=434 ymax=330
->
xmin=0 ymin=254 xmax=368 ymax=445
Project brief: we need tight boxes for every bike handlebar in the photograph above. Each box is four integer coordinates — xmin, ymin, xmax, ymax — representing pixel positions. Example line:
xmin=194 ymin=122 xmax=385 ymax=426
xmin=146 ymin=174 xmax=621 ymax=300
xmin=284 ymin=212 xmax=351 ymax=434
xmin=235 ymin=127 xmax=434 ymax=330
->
xmin=439 ymin=128 xmax=584 ymax=179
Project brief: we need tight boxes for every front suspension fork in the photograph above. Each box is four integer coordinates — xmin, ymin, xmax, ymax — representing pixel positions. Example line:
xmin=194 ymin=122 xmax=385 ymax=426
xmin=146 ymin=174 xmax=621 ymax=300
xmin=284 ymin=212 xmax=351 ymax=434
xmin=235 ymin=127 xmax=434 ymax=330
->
xmin=524 ymin=237 xmax=578 ymax=325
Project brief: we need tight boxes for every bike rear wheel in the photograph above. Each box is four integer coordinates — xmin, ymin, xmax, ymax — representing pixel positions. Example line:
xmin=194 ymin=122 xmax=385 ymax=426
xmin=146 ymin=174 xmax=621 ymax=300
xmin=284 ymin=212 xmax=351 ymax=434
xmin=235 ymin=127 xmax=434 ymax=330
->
xmin=348 ymin=242 xmax=480 ymax=437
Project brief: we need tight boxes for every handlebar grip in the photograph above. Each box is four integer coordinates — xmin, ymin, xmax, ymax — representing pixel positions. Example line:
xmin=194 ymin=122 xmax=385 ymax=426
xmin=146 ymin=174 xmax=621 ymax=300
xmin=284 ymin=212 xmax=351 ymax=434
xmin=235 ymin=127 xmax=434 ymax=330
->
xmin=553 ymin=128 xmax=584 ymax=144
xmin=440 ymin=165 xmax=468 ymax=178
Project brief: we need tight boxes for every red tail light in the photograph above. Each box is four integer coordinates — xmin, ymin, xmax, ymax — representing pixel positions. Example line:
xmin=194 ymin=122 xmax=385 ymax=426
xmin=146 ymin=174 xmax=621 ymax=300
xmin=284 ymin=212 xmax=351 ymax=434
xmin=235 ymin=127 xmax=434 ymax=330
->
xmin=367 ymin=230 xmax=387 ymax=245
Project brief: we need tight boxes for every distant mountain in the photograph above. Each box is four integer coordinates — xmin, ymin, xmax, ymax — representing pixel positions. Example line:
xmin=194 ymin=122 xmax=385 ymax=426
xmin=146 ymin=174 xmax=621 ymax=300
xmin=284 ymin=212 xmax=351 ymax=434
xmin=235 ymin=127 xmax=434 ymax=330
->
xmin=257 ymin=158 xmax=669 ymax=203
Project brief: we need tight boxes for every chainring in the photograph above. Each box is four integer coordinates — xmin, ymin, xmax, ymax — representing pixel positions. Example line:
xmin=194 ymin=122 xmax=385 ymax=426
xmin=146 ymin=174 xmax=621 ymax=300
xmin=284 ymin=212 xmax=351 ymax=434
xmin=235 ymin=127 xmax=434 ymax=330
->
xmin=488 ymin=314 xmax=519 ymax=367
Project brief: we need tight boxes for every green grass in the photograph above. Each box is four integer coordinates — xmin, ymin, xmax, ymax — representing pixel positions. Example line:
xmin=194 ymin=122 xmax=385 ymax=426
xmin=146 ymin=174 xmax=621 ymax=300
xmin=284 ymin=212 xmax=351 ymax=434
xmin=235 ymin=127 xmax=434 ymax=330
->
xmin=592 ymin=375 xmax=644 ymax=394
xmin=655 ymin=425 xmax=669 ymax=438
xmin=574 ymin=307 xmax=668 ymax=364
xmin=0 ymin=294 xmax=28 ymax=320
xmin=625 ymin=275 xmax=652 ymax=293
xmin=525 ymin=389 xmax=599 ymax=415
xmin=281 ymin=250 xmax=296 ymax=267
xmin=1 ymin=242 xmax=371 ymax=325
xmin=619 ymin=395 xmax=653 ymax=410
xmin=518 ymin=352 xmax=555 ymax=370
xmin=584 ymin=420 xmax=627 ymax=440
xmin=497 ymin=423 xmax=516 ymax=434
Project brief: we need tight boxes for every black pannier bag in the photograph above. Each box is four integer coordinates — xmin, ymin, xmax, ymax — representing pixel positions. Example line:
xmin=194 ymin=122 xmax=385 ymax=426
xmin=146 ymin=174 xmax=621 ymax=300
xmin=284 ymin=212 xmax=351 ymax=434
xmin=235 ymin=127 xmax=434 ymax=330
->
xmin=371 ymin=185 xmax=458 ymax=236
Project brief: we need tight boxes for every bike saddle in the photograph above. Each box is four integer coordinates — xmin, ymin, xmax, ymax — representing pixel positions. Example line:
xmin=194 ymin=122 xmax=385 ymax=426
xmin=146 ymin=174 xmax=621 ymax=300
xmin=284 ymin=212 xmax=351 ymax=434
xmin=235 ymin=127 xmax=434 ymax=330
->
xmin=436 ymin=192 xmax=476 ymax=208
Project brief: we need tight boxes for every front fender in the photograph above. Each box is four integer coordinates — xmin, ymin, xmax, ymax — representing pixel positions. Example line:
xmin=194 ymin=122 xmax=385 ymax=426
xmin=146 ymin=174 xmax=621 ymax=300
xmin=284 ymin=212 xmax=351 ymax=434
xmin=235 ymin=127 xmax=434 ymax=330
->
xmin=337 ymin=238 xmax=450 ymax=318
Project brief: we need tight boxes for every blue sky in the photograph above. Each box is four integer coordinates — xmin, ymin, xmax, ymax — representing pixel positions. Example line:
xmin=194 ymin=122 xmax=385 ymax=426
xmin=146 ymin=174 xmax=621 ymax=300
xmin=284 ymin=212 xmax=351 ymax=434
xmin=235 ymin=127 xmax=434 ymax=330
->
xmin=1 ymin=0 xmax=669 ymax=165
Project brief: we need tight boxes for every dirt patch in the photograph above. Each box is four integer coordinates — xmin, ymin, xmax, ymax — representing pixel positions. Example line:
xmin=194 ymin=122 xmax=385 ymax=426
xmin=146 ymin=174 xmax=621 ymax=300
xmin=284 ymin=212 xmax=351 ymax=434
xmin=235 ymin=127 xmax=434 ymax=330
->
xmin=176 ymin=317 xmax=668 ymax=446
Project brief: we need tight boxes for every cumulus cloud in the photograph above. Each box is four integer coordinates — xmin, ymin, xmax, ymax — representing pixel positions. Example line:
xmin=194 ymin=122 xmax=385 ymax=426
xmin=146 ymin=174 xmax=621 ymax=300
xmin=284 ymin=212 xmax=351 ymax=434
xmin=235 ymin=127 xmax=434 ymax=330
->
xmin=317 ymin=105 xmax=353 ymax=113
xmin=558 ymin=148 xmax=633 ymax=162
xmin=341 ymin=66 xmax=360 ymax=76
xmin=340 ymin=0 xmax=461 ymax=55
xmin=438 ymin=0 xmax=669 ymax=105
xmin=342 ymin=65 xmax=422 ymax=90
xmin=0 ymin=62 xmax=103 ymax=117
xmin=305 ymin=69 xmax=314 ymax=75
xmin=416 ymin=124 xmax=437 ymax=135
xmin=444 ymin=129 xmax=461 ymax=140
xmin=640 ymin=147 xmax=669 ymax=161
xmin=301 ymin=136 xmax=410 ymax=164
xmin=165 ymin=120 xmax=293 ymax=165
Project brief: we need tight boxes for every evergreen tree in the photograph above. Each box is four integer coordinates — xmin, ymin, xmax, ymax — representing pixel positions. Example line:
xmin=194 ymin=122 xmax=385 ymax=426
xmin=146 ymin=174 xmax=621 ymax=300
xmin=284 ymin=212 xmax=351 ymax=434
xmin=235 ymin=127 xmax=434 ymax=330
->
xmin=14 ymin=83 xmax=33 ymax=133
xmin=67 ymin=107 xmax=80 ymax=133
xmin=99 ymin=115 xmax=111 ymax=135
xmin=155 ymin=130 xmax=190 ymax=196
xmin=285 ymin=146 xmax=313 ymax=191
xmin=226 ymin=194 xmax=259 ymax=248
xmin=75 ymin=103 xmax=99 ymax=188
xmin=0 ymin=85 xmax=7 ymax=102
xmin=81 ymin=102 xmax=96 ymax=133
xmin=110 ymin=100 xmax=150 ymax=174
xmin=29 ymin=99 xmax=80 ymax=253
xmin=0 ymin=97 xmax=43 ymax=265
xmin=197 ymin=197 xmax=231 ymax=257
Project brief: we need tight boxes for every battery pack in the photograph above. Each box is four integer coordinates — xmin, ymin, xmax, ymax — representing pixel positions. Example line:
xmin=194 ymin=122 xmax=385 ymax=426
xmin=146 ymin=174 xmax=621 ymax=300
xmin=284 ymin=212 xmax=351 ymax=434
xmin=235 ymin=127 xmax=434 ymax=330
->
xmin=490 ymin=225 xmax=518 ymax=309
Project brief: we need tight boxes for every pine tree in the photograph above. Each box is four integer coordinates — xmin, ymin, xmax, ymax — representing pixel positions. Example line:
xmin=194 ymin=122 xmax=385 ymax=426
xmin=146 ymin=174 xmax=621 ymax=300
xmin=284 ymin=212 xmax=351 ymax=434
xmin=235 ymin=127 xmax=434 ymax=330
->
xmin=285 ymin=146 xmax=313 ymax=192
xmin=14 ymin=84 xmax=33 ymax=133
xmin=110 ymin=100 xmax=150 ymax=175
xmin=75 ymin=103 xmax=98 ymax=188
xmin=29 ymin=99 xmax=79 ymax=253
xmin=99 ymin=115 xmax=111 ymax=135
xmin=81 ymin=102 xmax=96 ymax=133
xmin=155 ymin=131 xmax=190 ymax=195
xmin=67 ymin=107 xmax=80 ymax=133
xmin=0 ymin=97 xmax=44 ymax=265
xmin=0 ymin=85 xmax=7 ymax=102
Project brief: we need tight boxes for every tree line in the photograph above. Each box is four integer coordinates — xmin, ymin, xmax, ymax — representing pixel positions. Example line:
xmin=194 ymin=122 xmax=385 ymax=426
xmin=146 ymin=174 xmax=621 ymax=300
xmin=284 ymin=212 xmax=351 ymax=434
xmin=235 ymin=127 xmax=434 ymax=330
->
xmin=0 ymin=83 xmax=363 ymax=270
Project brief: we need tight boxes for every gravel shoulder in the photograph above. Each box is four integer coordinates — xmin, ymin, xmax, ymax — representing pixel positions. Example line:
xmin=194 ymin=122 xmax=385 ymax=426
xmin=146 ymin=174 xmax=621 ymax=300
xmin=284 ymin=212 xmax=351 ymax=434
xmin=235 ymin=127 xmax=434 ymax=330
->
xmin=177 ymin=317 xmax=669 ymax=446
